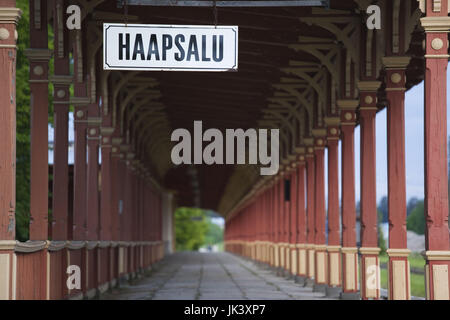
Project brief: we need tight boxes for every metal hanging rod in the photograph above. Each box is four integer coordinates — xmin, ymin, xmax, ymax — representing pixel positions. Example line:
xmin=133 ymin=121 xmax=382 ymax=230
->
xmin=117 ymin=0 xmax=329 ymax=8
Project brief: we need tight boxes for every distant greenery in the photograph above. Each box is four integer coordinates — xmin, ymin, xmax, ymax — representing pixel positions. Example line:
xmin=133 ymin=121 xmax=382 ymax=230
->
xmin=407 ymin=200 xmax=425 ymax=235
xmin=204 ymin=220 xmax=224 ymax=246
xmin=174 ymin=208 xmax=224 ymax=251
xmin=15 ymin=0 xmax=55 ymax=241
xmin=175 ymin=208 xmax=209 ymax=251
xmin=378 ymin=210 xmax=387 ymax=254
xmin=380 ymin=268 xmax=425 ymax=298
xmin=16 ymin=0 xmax=31 ymax=241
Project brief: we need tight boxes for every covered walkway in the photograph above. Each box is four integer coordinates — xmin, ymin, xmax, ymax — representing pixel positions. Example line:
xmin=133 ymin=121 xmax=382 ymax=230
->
xmin=0 ymin=0 xmax=449 ymax=300
xmin=100 ymin=252 xmax=333 ymax=300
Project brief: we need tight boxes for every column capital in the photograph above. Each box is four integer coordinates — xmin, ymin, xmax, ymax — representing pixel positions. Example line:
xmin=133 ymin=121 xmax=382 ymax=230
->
xmin=325 ymin=118 xmax=340 ymax=141
xmin=112 ymin=137 xmax=123 ymax=146
xmin=49 ymin=75 xmax=73 ymax=85
xmin=340 ymin=109 xmax=357 ymax=126
xmin=71 ymin=96 xmax=90 ymax=106
xmin=337 ymin=99 xmax=359 ymax=110
xmin=420 ymin=16 xmax=450 ymax=32
xmin=0 ymin=7 xmax=22 ymax=24
xmin=87 ymin=126 xmax=100 ymax=140
xmin=298 ymin=154 xmax=306 ymax=163
xmin=305 ymin=146 xmax=315 ymax=158
xmin=100 ymin=127 xmax=115 ymax=136
xmin=87 ymin=117 xmax=102 ymax=127
xmin=338 ymin=100 xmax=359 ymax=125
xmin=357 ymin=81 xmax=382 ymax=92
xmin=382 ymin=56 xmax=412 ymax=70
xmin=386 ymin=248 xmax=411 ymax=258
xmin=324 ymin=117 xmax=341 ymax=126
xmin=24 ymin=48 xmax=52 ymax=61
xmin=424 ymin=250 xmax=450 ymax=260
xmin=303 ymin=137 xmax=314 ymax=146
xmin=294 ymin=146 xmax=305 ymax=155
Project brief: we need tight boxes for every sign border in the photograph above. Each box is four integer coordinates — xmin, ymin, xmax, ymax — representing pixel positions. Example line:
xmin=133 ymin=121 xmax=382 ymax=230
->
xmin=103 ymin=23 xmax=238 ymax=72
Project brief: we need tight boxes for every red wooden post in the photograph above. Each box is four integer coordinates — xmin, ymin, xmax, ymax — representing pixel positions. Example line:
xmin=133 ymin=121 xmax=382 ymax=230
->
xmin=279 ymin=174 xmax=286 ymax=274
xmin=305 ymin=147 xmax=315 ymax=286
xmin=358 ymin=81 xmax=382 ymax=300
xmin=383 ymin=56 xmax=411 ymax=300
xmin=0 ymin=1 xmax=21 ymax=301
xmin=283 ymin=169 xmax=291 ymax=273
xmin=72 ymin=28 xmax=89 ymax=240
xmin=273 ymin=177 xmax=280 ymax=269
xmin=313 ymin=135 xmax=327 ymax=292
xmin=26 ymin=0 xmax=52 ymax=240
xmin=295 ymin=155 xmax=307 ymax=285
xmin=86 ymin=120 xmax=100 ymax=240
xmin=324 ymin=120 xmax=342 ymax=297
xmin=289 ymin=164 xmax=298 ymax=277
xmin=50 ymin=0 xmax=71 ymax=240
xmin=420 ymin=2 xmax=450 ymax=300
xmin=338 ymin=100 xmax=359 ymax=299
xmin=100 ymin=127 xmax=114 ymax=241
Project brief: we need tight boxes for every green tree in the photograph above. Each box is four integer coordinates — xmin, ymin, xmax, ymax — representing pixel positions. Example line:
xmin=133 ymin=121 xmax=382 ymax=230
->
xmin=377 ymin=210 xmax=387 ymax=254
xmin=15 ymin=0 xmax=31 ymax=241
xmin=14 ymin=0 xmax=55 ymax=241
xmin=377 ymin=196 xmax=388 ymax=223
xmin=204 ymin=220 xmax=224 ymax=246
xmin=175 ymin=208 xmax=209 ymax=251
xmin=407 ymin=200 xmax=425 ymax=235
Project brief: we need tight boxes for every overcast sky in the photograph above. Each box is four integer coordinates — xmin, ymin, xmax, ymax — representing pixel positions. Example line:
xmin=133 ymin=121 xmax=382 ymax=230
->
xmin=327 ymin=63 xmax=450 ymax=204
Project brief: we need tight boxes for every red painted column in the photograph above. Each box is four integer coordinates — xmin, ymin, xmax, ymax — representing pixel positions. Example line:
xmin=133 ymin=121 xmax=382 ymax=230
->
xmin=313 ymin=136 xmax=327 ymax=291
xmin=325 ymin=121 xmax=342 ymax=296
xmin=338 ymin=100 xmax=359 ymax=299
xmin=269 ymin=182 xmax=276 ymax=266
xmin=73 ymin=104 xmax=88 ymax=240
xmin=0 ymin=4 xmax=20 ymax=245
xmin=71 ymin=27 xmax=89 ymax=241
xmin=50 ymin=0 xmax=71 ymax=240
xmin=0 ymin=3 xmax=20 ymax=300
xmin=421 ymin=6 xmax=450 ymax=300
xmin=278 ymin=174 xmax=286 ymax=273
xmin=273 ymin=177 xmax=280 ymax=268
xmin=100 ymin=128 xmax=114 ymax=241
xmin=289 ymin=164 xmax=298 ymax=277
xmin=86 ymin=123 xmax=100 ymax=240
xmin=383 ymin=56 xmax=411 ymax=300
xmin=295 ymin=156 xmax=307 ymax=284
xmin=26 ymin=0 xmax=51 ymax=240
xmin=283 ymin=170 xmax=291 ymax=273
xmin=111 ymin=138 xmax=122 ymax=241
xmin=358 ymin=82 xmax=382 ymax=300
xmin=305 ymin=147 xmax=315 ymax=285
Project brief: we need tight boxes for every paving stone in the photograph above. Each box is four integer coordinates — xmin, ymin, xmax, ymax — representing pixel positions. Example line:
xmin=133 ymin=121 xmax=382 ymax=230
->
xmin=100 ymin=252 xmax=337 ymax=300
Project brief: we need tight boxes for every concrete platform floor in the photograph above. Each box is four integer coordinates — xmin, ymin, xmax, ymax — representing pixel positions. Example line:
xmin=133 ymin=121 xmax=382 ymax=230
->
xmin=100 ymin=252 xmax=334 ymax=300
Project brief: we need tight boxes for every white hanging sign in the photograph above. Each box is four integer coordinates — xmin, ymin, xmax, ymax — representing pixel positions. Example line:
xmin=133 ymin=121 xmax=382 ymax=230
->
xmin=103 ymin=23 xmax=238 ymax=72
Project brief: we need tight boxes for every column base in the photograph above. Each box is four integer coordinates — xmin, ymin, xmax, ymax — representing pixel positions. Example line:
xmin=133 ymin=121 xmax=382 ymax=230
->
xmin=304 ymin=277 xmax=315 ymax=288
xmin=340 ymin=291 xmax=361 ymax=300
xmin=275 ymin=267 xmax=284 ymax=277
xmin=325 ymin=286 xmax=342 ymax=298
xmin=313 ymin=283 xmax=327 ymax=294
xmin=295 ymin=275 xmax=307 ymax=286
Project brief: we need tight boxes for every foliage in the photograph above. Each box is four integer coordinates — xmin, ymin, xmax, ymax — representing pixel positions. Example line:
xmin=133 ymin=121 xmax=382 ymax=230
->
xmin=204 ymin=220 xmax=224 ymax=246
xmin=377 ymin=210 xmax=387 ymax=254
xmin=15 ymin=0 xmax=31 ymax=241
xmin=407 ymin=197 xmax=419 ymax=217
xmin=175 ymin=208 xmax=209 ymax=251
xmin=407 ymin=200 xmax=425 ymax=235
xmin=377 ymin=196 xmax=388 ymax=224
xmin=14 ymin=0 xmax=55 ymax=241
